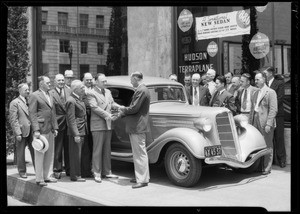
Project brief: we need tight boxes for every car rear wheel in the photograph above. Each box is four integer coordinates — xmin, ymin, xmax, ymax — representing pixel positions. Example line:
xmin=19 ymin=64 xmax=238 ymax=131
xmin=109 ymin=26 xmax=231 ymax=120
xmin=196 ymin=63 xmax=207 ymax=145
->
xmin=164 ymin=143 xmax=202 ymax=187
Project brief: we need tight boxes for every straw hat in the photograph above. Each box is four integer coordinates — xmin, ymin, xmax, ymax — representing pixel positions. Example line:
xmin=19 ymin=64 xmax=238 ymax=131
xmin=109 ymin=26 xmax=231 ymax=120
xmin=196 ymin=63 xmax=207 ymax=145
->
xmin=32 ymin=135 xmax=49 ymax=153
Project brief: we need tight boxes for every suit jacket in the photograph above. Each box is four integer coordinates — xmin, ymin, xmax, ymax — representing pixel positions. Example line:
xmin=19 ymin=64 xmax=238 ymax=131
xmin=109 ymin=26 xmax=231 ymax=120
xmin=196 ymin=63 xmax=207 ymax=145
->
xmin=123 ymin=84 xmax=150 ymax=134
xmin=269 ymin=78 xmax=284 ymax=117
xmin=227 ymin=85 xmax=239 ymax=97
xmin=28 ymin=89 xmax=58 ymax=134
xmin=9 ymin=96 xmax=31 ymax=137
xmin=235 ymin=85 xmax=259 ymax=114
xmin=190 ymin=85 xmax=211 ymax=106
xmin=65 ymin=93 xmax=88 ymax=136
xmin=249 ymin=85 xmax=278 ymax=129
xmin=209 ymin=89 xmax=237 ymax=115
xmin=185 ymin=85 xmax=191 ymax=104
xmin=87 ymin=87 xmax=118 ymax=131
xmin=49 ymin=88 xmax=67 ymax=131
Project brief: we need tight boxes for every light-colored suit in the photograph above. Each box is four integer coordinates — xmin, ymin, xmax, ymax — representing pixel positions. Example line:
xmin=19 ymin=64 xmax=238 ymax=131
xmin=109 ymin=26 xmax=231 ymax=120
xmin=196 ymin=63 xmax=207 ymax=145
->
xmin=87 ymin=86 xmax=119 ymax=176
xmin=249 ymin=85 xmax=277 ymax=173
xmin=28 ymin=89 xmax=58 ymax=182
xmin=9 ymin=96 xmax=35 ymax=175
xmin=123 ymin=84 xmax=150 ymax=183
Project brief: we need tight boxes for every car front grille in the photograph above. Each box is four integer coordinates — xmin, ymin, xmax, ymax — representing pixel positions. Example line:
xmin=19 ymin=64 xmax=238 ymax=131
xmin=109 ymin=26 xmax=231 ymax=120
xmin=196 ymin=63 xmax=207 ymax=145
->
xmin=216 ymin=112 xmax=238 ymax=160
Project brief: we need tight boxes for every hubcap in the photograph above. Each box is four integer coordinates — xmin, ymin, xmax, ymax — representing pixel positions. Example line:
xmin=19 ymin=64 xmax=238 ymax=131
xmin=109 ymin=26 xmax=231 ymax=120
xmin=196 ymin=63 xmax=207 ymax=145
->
xmin=169 ymin=151 xmax=190 ymax=179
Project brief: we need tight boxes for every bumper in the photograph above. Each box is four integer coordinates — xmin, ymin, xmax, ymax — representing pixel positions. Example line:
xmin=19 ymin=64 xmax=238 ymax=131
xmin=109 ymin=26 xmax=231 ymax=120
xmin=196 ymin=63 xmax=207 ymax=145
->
xmin=204 ymin=148 xmax=272 ymax=168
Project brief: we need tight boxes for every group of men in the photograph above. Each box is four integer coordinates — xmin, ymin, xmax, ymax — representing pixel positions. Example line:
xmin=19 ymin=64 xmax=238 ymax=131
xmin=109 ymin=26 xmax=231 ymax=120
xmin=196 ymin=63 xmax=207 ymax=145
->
xmin=177 ymin=66 xmax=286 ymax=174
xmin=9 ymin=70 xmax=150 ymax=189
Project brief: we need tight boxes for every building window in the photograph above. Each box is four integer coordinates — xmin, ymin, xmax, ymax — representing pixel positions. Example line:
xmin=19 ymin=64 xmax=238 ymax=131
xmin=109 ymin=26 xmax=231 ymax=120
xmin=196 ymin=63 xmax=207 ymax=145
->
xmin=59 ymin=64 xmax=71 ymax=74
xmin=42 ymin=39 xmax=46 ymax=51
xmin=58 ymin=12 xmax=68 ymax=26
xmin=97 ymin=43 xmax=104 ymax=55
xmin=80 ymin=64 xmax=89 ymax=80
xmin=96 ymin=15 xmax=104 ymax=28
xmin=59 ymin=40 xmax=70 ymax=53
xmin=80 ymin=14 xmax=89 ymax=28
xmin=81 ymin=41 xmax=88 ymax=54
xmin=42 ymin=11 xmax=48 ymax=25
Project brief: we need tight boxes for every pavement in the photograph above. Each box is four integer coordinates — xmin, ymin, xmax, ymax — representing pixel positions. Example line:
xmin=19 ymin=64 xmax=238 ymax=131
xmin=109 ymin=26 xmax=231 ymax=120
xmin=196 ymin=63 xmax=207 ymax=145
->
xmin=6 ymin=147 xmax=291 ymax=210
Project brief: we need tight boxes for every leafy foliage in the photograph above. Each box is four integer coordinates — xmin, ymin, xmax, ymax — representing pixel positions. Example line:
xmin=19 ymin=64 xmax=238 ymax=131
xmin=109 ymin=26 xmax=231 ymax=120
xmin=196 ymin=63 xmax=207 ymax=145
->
xmin=6 ymin=7 xmax=30 ymax=156
xmin=241 ymin=6 xmax=260 ymax=79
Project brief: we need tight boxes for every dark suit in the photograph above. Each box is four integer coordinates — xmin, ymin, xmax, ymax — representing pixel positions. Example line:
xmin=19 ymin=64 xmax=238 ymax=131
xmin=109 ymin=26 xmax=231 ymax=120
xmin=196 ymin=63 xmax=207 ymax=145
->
xmin=185 ymin=85 xmax=191 ymax=104
xmin=123 ymin=83 xmax=150 ymax=183
xmin=66 ymin=93 xmax=88 ymax=180
xmin=235 ymin=85 xmax=258 ymax=114
xmin=9 ymin=96 xmax=35 ymax=175
xmin=249 ymin=85 xmax=277 ymax=173
xmin=209 ymin=89 xmax=237 ymax=115
xmin=190 ymin=85 xmax=211 ymax=106
xmin=269 ymin=77 xmax=286 ymax=165
xmin=50 ymin=87 xmax=70 ymax=175
xmin=28 ymin=89 xmax=58 ymax=182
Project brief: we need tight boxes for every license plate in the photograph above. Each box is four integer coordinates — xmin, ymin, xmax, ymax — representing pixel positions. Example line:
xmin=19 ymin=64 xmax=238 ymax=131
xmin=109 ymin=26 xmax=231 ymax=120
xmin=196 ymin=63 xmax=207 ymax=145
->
xmin=204 ymin=145 xmax=222 ymax=157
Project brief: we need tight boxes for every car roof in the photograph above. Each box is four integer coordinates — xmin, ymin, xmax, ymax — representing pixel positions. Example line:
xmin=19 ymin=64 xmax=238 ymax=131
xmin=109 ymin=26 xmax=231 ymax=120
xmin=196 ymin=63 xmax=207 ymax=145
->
xmin=106 ymin=75 xmax=183 ymax=89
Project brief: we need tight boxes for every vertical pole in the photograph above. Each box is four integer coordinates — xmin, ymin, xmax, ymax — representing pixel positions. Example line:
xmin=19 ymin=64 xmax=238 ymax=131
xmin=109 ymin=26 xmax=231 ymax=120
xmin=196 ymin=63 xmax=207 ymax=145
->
xmin=77 ymin=6 xmax=80 ymax=79
xmin=172 ymin=7 xmax=178 ymax=79
xmin=271 ymin=2 xmax=275 ymax=70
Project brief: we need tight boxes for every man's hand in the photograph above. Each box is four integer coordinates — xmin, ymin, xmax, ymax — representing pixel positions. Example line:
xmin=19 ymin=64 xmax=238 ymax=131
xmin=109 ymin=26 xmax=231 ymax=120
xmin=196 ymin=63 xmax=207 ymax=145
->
xmin=119 ymin=105 xmax=126 ymax=111
xmin=34 ymin=131 xmax=40 ymax=139
xmin=265 ymin=125 xmax=271 ymax=133
xmin=74 ymin=136 xmax=81 ymax=143
xmin=16 ymin=135 xmax=22 ymax=142
xmin=54 ymin=130 xmax=58 ymax=137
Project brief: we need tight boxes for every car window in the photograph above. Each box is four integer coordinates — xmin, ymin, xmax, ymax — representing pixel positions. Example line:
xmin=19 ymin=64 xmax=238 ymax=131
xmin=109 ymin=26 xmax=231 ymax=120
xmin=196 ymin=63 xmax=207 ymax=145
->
xmin=108 ymin=88 xmax=134 ymax=106
xmin=149 ymin=86 xmax=186 ymax=102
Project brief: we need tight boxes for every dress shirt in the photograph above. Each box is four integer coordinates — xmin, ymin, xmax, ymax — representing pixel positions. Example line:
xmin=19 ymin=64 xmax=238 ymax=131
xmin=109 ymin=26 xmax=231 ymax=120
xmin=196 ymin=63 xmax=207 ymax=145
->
xmin=193 ymin=86 xmax=199 ymax=106
xmin=19 ymin=95 xmax=27 ymax=104
xmin=254 ymin=85 xmax=267 ymax=112
xmin=41 ymin=89 xmax=51 ymax=106
xmin=241 ymin=86 xmax=251 ymax=112
xmin=268 ymin=77 xmax=274 ymax=87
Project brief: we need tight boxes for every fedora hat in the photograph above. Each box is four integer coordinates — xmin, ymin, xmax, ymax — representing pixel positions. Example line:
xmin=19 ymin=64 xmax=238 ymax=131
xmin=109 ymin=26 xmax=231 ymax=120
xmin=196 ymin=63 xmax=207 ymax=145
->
xmin=32 ymin=135 xmax=49 ymax=153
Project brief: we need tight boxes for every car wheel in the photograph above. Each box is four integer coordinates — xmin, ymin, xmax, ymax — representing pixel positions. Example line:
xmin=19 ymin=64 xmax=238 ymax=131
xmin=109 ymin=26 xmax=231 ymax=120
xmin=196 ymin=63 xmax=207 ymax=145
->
xmin=164 ymin=143 xmax=202 ymax=187
xmin=234 ymin=157 xmax=262 ymax=174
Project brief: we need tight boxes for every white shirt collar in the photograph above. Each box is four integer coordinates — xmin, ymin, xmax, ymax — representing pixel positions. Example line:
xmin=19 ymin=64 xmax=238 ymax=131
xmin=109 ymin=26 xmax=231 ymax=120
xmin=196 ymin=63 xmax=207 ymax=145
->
xmin=19 ymin=95 xmax=26 ymax=103
xmin=72 ymin=92 xmax=80 ymax=99
xmin=268 ymin=77 xmax=274 ymax=87
xmin=219 ymin=88 xmax=225 ymax=94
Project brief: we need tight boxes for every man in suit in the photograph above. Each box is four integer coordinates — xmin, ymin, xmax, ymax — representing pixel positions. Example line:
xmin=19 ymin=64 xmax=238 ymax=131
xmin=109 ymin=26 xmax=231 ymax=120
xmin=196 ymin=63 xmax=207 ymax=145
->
xmin=228 ymin=76 xmax=241 ymax=98
xmin=190 ymin=73 xmax=211 ymax=106
xmin=235 ymin=73 xmax=258 ymax=117
xmin=87 ymin=73 xmax=120 ymax=183
xmin=9 ymin=83 xmax=35 ymax=178
xmin=263 ymin=66 xmax=286 ymax=168
xmin=49 ymin=74 xmax=70 ymax=179
xmin=119 ymin=72 xmax=150 ymax=189
xmin=224 ymin=72 xmax=233 ymax=91
xmin=249 ymin=71 xmax=277 ymax=175
xmin=81 ymin=72 xmax=94 ymax=178
xmin=183 ymin=73 xmax=192 ymax=103
xmin=64 ymin=70 xmax=74 ymax=90
xmin=209 ymin=75 xmax=237 ymax=115
xmin=65 ymin=80 xmax=87 ymax=182
xmin=28 ymin=76 xmax=58 ymax=186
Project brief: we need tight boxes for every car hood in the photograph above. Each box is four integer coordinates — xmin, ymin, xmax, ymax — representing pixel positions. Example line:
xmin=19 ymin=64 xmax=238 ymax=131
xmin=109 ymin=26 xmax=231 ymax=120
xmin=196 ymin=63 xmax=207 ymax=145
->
xmin=150 ymin=102 xmax=230 ymax=118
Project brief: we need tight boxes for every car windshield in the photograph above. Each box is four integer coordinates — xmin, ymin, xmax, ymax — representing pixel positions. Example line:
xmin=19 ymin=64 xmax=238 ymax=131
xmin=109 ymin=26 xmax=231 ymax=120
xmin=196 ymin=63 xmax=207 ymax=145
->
xmin=148 ymin=85 xmax=186 ymax=103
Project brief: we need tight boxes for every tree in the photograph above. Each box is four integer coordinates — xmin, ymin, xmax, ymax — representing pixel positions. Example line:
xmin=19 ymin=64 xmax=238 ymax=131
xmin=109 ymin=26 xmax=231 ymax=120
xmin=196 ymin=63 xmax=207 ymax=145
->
xmin=241 ymin=6 xmax=260 ymax=79
xmin=106 ymin=7 xmax=123 ymax=76
xmin=6 ymin=7 xmax=30 ymax=156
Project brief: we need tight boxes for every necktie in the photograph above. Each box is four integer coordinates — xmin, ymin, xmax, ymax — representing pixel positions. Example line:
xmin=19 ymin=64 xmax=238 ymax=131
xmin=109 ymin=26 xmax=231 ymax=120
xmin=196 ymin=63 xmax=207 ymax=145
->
xmin=101 ymin=88 xmax=105 ymax=96
xmin=60 ymin=88 xmax=65 ymax=101
xmin=242 ymin=89 xmax=247 ymax=110
xmin=193 ymin=87 xmax=199 ymax=106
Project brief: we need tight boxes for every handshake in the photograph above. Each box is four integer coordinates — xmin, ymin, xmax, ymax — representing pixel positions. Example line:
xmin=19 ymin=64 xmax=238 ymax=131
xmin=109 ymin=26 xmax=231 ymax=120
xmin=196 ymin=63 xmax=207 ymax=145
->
xmin=106 ymin=105 xmax=126 ymax=121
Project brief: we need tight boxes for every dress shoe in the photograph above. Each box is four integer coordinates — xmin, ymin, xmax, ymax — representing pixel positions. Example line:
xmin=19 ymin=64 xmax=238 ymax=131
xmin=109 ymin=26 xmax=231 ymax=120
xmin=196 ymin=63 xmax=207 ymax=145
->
xmin=36 ymin=181 xmax=47 ymax=187
xmin=262 ymin=171 xmax=271 ymax=175
xmin=103 ymin=174 xmax=118 ymax=179
xmin=279 ymin=161 xmax=286 ymax=168
xmin=130 ymin=178 xmax=136 ymax=183
xmin=53 ymin=172 xmax=62 ymax=179
xmin=45 ymin=177 xmax=58 ymax=183
xmin=94 ymin=175 xmax=102 ymax=183
xmin=71 ymin=176 xmax=86 ymax=182
xmin=19 ymin=173 xmax=27 ymax=179
xmin=132 ymin=183 xmax=148 ymax=189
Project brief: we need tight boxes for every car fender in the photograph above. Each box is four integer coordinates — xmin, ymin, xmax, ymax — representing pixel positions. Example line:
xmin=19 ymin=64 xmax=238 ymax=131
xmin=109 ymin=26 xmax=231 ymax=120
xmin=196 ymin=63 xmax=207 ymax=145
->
xmin=147 ymin=127 xmax=210 ymax=163
xmin=238 ymin=124 xmax=267 ymax=162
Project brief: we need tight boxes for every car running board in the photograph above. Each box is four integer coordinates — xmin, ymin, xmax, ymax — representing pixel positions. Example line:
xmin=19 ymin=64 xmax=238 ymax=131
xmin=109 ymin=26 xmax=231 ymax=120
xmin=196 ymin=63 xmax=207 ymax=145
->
xmin=111 ymin=151 xmax=133 ymax=158
xmin=204 ymin=148 xmax=272 ymax=168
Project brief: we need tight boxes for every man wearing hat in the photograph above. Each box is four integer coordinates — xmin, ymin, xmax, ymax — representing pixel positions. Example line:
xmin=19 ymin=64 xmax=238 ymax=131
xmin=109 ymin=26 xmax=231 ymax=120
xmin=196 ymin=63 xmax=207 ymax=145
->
xmin=64 ymin=70 xmax=74 ymax=90
xmin=9 ymin=83 xmax=35 ymax=178
xmin=28 ymin=76 xmax=58 ymax=186
xmin=49 ymin=74 xmax=71 ymax=179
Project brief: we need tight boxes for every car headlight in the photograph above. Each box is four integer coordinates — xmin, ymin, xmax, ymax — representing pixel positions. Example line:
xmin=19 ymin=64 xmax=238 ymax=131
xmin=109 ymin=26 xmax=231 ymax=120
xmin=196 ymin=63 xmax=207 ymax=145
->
xmin=234 ymin=114 xmax=249 ymax=128
xmin=194 ymin=118 xmax=212 ymax=132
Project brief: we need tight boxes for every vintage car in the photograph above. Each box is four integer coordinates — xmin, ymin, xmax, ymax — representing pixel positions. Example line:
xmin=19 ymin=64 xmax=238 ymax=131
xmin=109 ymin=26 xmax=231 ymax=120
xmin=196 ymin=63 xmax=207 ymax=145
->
xmin=106 ymin=75 xmax=272 ymax=187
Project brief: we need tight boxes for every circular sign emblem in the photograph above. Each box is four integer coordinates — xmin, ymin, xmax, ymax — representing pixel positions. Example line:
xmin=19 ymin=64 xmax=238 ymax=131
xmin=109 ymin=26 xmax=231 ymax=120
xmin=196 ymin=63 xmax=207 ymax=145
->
xmin=177 ymin=9 xmax=193 ymax=32
xmin=236 ymin=10 xmax=250 ymax=29
xmin=249 ymin=32 xmax=270 ymax=59
xmin=255 ymin=5 xmax=268 ymax=13
xmin=207 ymin=41 xmax=218 ymax=57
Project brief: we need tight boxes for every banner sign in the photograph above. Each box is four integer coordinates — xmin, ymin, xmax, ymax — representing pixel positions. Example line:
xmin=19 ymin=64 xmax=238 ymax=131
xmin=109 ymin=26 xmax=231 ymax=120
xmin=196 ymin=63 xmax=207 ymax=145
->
xmin=195 ymin=9 xmax=250 ymax=41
